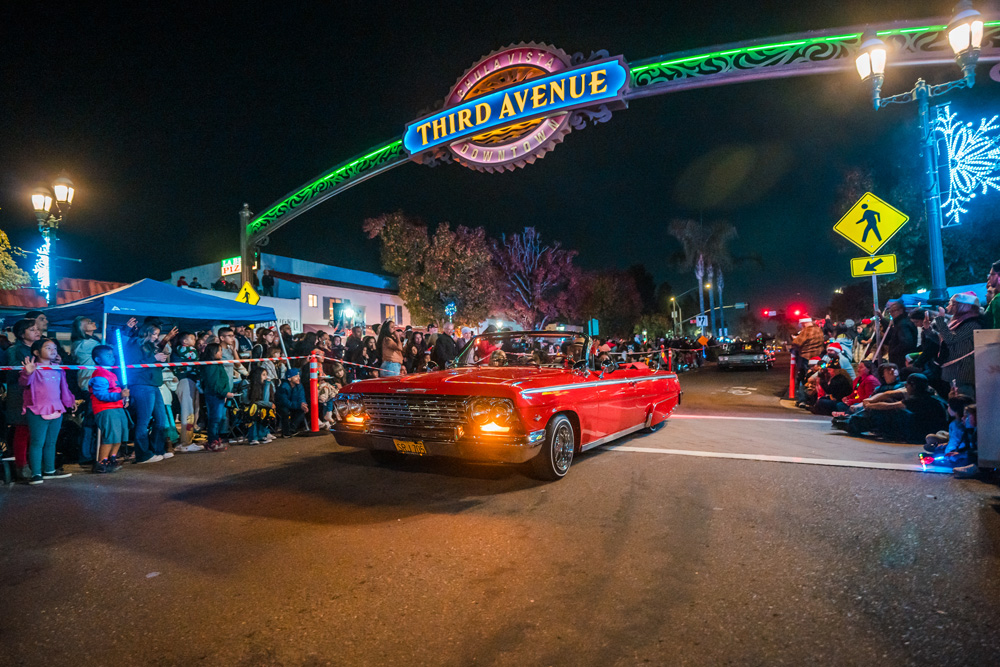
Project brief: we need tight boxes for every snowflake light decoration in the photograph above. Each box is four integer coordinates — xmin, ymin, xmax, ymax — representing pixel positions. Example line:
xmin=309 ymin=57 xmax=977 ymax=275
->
xmin=935 ymin=104 xmax=1000 ymax=227
xmin=33 ymin=236 xmax=51 ymax=302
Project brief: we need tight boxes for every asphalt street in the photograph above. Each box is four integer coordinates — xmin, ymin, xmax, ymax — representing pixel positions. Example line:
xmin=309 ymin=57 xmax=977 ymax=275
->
xmin=2 ymin=358 xmax=999 ymax=666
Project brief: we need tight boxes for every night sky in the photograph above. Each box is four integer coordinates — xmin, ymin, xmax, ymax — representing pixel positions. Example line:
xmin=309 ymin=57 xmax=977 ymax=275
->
xmin=3 ymin=1 xmax=998 ymax=315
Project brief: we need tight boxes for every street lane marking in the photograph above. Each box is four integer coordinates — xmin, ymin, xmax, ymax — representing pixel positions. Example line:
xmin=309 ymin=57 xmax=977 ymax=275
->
xmin=672 ymin=414 xmax=827 ymax=423
xmin=604 ymin=445 xmax=953 ymax=474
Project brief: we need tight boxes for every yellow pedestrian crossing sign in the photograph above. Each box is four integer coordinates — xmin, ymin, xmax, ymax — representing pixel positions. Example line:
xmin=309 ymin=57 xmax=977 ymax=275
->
xmin=236 ymin=281 xmax=260 ymax=305
xmin=833 ymin=192 xmax=909 ymax=255
xmin=850 ymin=254 xmax=898 ymax=277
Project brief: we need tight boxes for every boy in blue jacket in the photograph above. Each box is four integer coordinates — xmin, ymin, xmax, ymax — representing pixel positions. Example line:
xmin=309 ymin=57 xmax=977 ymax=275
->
xmin=275 ymin=367 xmax=308 ymax=437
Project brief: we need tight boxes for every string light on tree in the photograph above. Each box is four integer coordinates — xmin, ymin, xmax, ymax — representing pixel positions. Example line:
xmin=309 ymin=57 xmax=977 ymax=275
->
xmin=935 ymin=103 xmax=1000 ymax=227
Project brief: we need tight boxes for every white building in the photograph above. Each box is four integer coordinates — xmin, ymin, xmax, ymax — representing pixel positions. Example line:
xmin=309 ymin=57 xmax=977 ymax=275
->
xmin=169 ymin=253 xmax=409 ymax=333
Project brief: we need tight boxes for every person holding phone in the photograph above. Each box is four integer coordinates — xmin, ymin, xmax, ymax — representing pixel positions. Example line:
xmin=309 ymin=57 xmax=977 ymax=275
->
xmin=932 ymin=292 xmax=982 ymax=399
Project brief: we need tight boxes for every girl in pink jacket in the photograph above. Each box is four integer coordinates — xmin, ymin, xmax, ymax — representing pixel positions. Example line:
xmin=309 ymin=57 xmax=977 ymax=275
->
xmin=20 ymin=339 xmax=76 ymax=485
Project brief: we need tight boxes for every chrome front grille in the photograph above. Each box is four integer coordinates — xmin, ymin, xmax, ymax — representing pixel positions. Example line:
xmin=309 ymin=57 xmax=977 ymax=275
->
xmin=361 ymin=394 xmax=469 ymax=427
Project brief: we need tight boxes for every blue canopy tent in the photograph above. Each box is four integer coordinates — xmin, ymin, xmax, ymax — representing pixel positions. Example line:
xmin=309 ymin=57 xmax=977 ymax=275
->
xmin=11 ymin=279 xmax=277 ymax=332
xmin=900 ymin=284 xmax=987 ymax=309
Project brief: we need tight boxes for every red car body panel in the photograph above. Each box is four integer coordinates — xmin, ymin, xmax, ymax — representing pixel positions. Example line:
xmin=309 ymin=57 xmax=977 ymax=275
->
xmin=335 ymin=359 xmax=681 ymax=456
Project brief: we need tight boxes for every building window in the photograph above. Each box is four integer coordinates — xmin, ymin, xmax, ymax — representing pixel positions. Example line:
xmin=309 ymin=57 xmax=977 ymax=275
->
xmin=308 ymin=294 xmax=318 ymax=308
xmin=381 ymin=303 xmax=403 ymax=325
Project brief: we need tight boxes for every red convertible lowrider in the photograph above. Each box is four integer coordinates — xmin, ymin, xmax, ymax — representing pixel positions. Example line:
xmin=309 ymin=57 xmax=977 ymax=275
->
xmin=331 ymin=331 xmax=681 ymax=480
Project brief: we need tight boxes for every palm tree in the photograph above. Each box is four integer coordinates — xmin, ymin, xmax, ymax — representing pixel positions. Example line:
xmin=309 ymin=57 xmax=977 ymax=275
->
xmin=717 ymin=270 xmax=725 ymax=336
xmin=668 ymin=218 xmax=738 ymax=338
xmin=695 ymin=255 xmax=706 ymax=335
xmin=706 ymin=264 xmax=716 ymax=337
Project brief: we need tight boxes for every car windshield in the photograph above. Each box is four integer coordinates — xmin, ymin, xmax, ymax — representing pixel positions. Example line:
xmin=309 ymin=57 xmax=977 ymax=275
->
xmin=454 ymin=332 xmax=588 ymax=368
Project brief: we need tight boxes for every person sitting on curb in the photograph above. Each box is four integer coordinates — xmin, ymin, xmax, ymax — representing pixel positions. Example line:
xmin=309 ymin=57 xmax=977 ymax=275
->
xmin=834 ymin=373 xmax=947 ymax=443
xmin=832 ymin=360 xmax=879 ymax=417
xmin=275 ymin=367 xmax=307 ymax=437
xmin=924 ymin=394 xmax=976 ymax=464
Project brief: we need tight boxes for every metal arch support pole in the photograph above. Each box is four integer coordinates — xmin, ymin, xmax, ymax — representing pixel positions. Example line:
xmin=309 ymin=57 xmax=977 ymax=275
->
xmin=239 ymin=204 xmax=253 ymax=288
xmin=916 ymin=82 xmax=949 ymax=305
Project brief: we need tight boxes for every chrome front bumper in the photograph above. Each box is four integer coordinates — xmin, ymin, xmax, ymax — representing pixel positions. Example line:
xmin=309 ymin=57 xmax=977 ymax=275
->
xmin=332 ymin=422 xmax=546 ymax=464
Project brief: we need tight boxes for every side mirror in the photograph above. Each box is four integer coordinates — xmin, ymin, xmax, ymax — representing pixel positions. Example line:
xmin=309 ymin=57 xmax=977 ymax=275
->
xmin=601 ymin=357 xmax=618 ymax=375
xmin=572 ymin=359 xmax=588 ymax=376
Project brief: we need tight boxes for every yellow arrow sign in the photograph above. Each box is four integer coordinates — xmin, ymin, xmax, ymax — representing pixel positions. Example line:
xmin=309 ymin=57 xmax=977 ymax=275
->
xmin=833 ymin=192 xmax=909 ymax=255
xmin=236 ymin=281 xmax=260 ymax=305
xmin=850 ymin=254 xmax=898 ymax=277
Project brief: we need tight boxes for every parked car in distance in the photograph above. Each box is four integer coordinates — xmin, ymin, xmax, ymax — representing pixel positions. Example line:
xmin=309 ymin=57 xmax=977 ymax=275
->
xmin=331 ymin=331 xmax=682 ymax=480
xmin=718 ymin=342 xmax=773 ymax=371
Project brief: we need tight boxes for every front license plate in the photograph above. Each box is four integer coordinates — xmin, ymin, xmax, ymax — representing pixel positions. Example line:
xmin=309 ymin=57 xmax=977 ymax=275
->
xmin=393 ymin=439 xmax=427 ymax=456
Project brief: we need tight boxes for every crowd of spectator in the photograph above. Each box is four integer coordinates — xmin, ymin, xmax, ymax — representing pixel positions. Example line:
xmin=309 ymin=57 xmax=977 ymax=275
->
xmin=789 ymin=259 xmax=1000 ymax=479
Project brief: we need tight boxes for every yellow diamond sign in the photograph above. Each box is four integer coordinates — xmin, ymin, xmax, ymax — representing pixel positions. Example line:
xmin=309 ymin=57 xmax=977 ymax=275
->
xmin=850 ymin=254 xmax=898 ymax=277
xmin=833 ymin=192 xmax=909 ymax=255
xmin=236 ymin=281 xmax=260 ymax=305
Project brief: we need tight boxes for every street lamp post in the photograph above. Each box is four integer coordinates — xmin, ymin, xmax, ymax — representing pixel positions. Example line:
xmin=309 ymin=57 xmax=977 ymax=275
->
xmin=669 ymin=286 xmax=700 ymax=337
xmin=856 ymin=0 xmax=984 ymax=304
xmin=30 ymin=172 xmax=75 ymax=306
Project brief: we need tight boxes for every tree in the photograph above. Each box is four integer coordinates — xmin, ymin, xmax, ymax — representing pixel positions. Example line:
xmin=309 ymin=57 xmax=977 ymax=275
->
xmin=634 ymin=313 xmax=673 ymax=340
xmin=491 ymin=227 xmax=580 ymax=329
xmin=626 ymin=264 xmax=657 ymax=314
xmin=668 ymin=218 xmax=738 ymax=337
xmin=736 ymin=311 xmax=763 ymax=339
xmin=835 ymin=156 xmax=1000 ymax=294
xmin=0 ymin=226 xmax=29 ymax=290
xmin=363 ymin=211 xmax=496 ymax=325
xmin=579 ymin=270 xmax=642 ymax=337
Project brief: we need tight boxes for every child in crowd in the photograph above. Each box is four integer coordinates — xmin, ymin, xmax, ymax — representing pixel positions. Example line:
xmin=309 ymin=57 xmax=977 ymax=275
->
xmin=275 ymin=367 xmax=307 ymax=437
xmin=88 ymin=345 xmax=130 ymax=473
xmin=172 ymin=332 xmax=202 ymax=452
xmin=7 ymin=318 xmax=41 ymax=479
xmin=200 ymin=343 xmax=234 ymax=451
xmin=953 ymin=405 xmax=978 ymax=478
xmin=317 ymin=377 xmax=337 ymax=429
xmin=924 ymin=396 xmax=977 ymax=471
xmin=244 ymin=366 xmax=276 ymax=445
xmin=264 ymin=346 xmax=286 ymax=386
xmin=20 ymin=339 xmax=76 ymax=485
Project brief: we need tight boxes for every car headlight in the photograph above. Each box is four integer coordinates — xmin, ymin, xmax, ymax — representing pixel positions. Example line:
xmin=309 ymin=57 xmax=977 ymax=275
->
xmin=347 ymin=394 xmax=364 ymax=416
xmin=719 ymin=356 xmax=728 ymax=361
xmin=469 ymin=398 xmax=495 ymax=425
xmin=490 ymin=399 xmax=515 ymax=426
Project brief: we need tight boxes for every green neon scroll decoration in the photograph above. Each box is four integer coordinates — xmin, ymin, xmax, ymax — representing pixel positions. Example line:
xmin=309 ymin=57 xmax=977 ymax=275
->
xmin=248 ymin=19 xmax=1000 ymax=241
xmin=628 ymin=20 xmax=1000 ymax=97
xmin=246 ymin=139 xmax=407 ymax=242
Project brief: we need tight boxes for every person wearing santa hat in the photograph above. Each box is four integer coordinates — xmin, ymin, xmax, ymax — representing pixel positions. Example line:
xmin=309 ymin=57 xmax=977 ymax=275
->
xmin=825 ymin=341 xmax=855 ymax=380
xmin=791 ymin=317 xmax=826 ymax=388
xmin=931 ymin=291 xmax=983 ymax=398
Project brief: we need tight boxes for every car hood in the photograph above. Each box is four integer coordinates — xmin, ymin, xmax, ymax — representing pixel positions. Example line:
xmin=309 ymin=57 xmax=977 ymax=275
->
xmin=343 ymin=366 xmax=576 ymax=395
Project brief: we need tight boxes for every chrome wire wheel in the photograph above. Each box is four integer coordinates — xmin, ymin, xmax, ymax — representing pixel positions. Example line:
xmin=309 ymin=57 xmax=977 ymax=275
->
xmin=552 ymin=421 xmax=574 ymax=475
xmin=529 ymin=414 xmax=574 ymax=481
